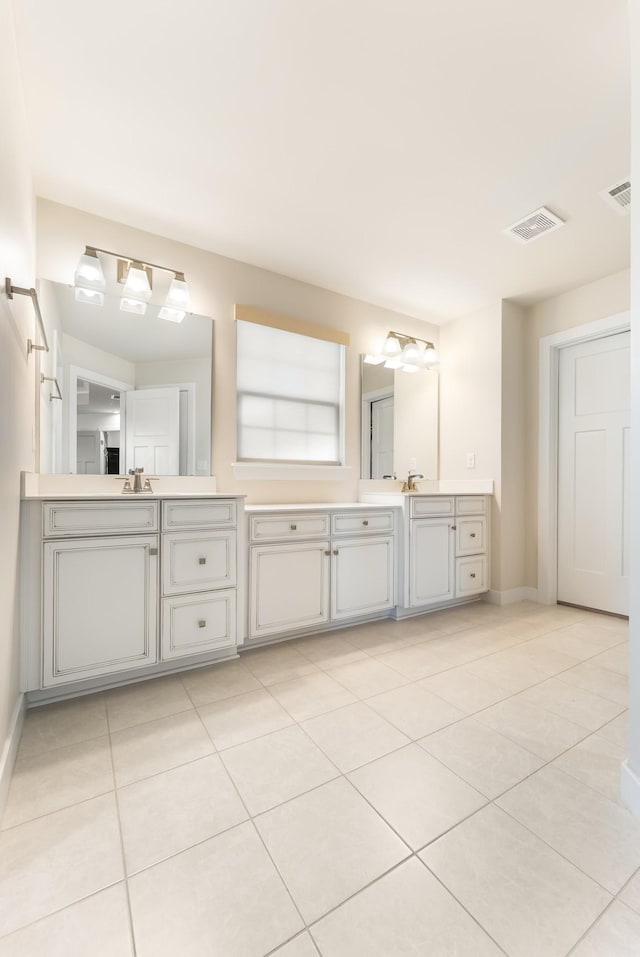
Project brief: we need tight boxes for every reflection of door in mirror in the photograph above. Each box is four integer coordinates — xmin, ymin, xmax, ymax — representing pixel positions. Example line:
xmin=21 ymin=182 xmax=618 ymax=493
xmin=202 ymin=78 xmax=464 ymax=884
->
xmin=125 ymin=387 xmax=180 ymax=475
xmin=371 ymin=396 xmax=394 ymax=479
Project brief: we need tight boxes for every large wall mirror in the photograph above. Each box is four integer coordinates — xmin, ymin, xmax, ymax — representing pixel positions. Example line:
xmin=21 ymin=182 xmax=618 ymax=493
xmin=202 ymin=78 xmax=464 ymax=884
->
xmin=38 ymin=279 xmax=213 ymax=475
xmin=360 ymin=357 xmax=439 ymax=480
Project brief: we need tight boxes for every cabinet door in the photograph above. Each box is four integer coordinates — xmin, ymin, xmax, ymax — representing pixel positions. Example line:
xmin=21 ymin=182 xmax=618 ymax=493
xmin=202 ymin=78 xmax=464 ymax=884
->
xmin=43 ymin=535 xmax=158 ymax=686
xmin=410 ymin=518 xmax=455 ymax=607
xmin=331 ymin=537 xmax=395 ymax=620
xmin=249 ymin=541 xmax=330 ymax=639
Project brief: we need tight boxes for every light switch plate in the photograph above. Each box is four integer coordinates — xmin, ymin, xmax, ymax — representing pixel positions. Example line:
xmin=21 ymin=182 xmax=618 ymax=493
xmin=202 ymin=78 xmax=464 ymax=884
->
xmin=466 ymin=452 xmax=476 ymax=469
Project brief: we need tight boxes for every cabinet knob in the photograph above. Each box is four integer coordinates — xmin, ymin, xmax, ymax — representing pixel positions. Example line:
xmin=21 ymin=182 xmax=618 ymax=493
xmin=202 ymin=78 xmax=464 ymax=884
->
xmin=324 ymin=550 xmax=331 ymax=556
xmin=290 ymin=523 xmax=297 ymax=531
xmin=198 ymin=620 xmax=207 ymax=628
xmin=198 ymin=557 xmax=207 ymax=565
xmin=362 ymin=520 xmax=369 ymax=526
xmin=333 ymin=549 xmax=339 ymax=555
xmin=470 ymin=532 xmax=476 ymax=538
xmin=470 ymin=573 xmax=476 ymax=579
xmin=451 ymin=525 xmax=457 ymax=531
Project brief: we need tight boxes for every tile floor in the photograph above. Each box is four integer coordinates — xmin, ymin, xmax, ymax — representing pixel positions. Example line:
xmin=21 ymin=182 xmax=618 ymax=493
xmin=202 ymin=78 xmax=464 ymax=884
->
xmin=0 ymin=601 xmax=638 ymax=956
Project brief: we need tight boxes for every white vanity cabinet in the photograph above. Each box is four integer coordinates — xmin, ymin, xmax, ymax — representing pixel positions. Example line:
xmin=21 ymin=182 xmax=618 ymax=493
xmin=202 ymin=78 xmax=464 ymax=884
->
xmin=21 ymin=494 xmax=244 ymax=699
xmin=40 ymin=502 xmax=160 ymax=687
xmin=247 ymin=507 xmax=395 ymax=643
xmin=160 ymin=501 xmax=238 ymax=660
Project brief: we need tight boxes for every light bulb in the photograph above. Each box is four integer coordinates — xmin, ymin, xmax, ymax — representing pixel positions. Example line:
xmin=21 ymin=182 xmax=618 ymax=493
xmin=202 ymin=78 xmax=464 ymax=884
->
xmin=421 ymin=345 xmax=439 ymax=367
xmin=74 ymin=248 xmax=105 ymax=291
xmin=74 ymin=287 xmax=104 ymax=306
xmin=383 ymin=357 xmax=403 ymax=369
xmin=363 ymin=353 xmax=385 ymax=365
xmin=123 ymin=262 xmax=152 ymax=301
xmin=165 ymin=273 xmax=190 ymax=310
xmin=158 ymin=305 xmax=186 ymax=323
xmin=381 ymin=334 xmax=401 ymax=358
xmin=400 ymin=340 xmax=421 ymax=365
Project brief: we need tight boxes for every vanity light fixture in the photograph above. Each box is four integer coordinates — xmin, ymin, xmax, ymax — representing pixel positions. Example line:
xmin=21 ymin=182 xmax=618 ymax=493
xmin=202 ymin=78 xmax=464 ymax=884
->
xmin=364 ymin=331 xmax=438 ymax=372
xmin=72 ymin=246 xmax=191 ymax=322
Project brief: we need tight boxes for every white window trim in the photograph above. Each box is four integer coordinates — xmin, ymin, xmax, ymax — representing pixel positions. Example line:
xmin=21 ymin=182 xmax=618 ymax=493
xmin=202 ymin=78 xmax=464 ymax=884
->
xmin=231 ymin=462 xmax=353 ymax=481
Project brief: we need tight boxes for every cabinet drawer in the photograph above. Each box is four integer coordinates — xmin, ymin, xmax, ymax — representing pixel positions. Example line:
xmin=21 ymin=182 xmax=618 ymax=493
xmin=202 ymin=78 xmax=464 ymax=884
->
xmin=162 ymin=530 xmax=236 ymax=596
xmin=410 ymin=497 xmax=455 ymax=518
xmin=249 ymin=512 xmax=330 ymax=543
xmin=332 ymin=510 xmax=394 ymax=536
xmin=161 ymin=590 xmax=236 ymax=660
xmin=456 ymin=516 xmax=487 ymax=556
xmin=456 ymin=496 xmax=487 ymax=516
xmin=162 ymin=499 xmax=236 ymax=530
xmin=456 ymin=555 xmax=488 ymax=597
xmin=43 ymin=501 xmax=159 ymax=537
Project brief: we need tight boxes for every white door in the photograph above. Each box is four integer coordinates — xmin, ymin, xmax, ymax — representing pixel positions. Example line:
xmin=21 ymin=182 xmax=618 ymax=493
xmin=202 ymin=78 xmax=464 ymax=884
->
xmin=410 ymin=518 xmax=455 ymax=607
xmin=370 ymin=396 xmax=394 ymax=479
xmin=124 ymin=387 xmax=180 ymax=475
xmin=332 ymin=536 xmax=395 ymax=620
xmin=77 ymin=430 xmax=104 ymax=474
xmin=249 ymin=541 xmax=330 ymax=639
xmin=557 ymin=332 xmax=630 ymax=615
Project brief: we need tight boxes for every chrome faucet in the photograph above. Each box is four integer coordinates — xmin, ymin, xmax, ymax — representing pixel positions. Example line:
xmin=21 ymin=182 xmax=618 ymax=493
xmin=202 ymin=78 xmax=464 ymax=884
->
xmin=130 ymin=468 xmax=144 ymax=493
xmin=401 ymin=471 xmax=424 ymax=492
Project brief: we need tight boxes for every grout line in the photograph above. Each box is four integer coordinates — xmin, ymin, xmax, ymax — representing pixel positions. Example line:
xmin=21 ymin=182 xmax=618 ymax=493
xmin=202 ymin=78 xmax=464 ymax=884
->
xmin=106 ymin=726 xmax=138 ymax=957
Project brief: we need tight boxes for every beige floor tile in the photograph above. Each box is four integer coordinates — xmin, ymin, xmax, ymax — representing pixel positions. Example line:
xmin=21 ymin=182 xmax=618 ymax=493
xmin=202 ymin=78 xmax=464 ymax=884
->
xmin=367 ymin=683 xmax=465 ymax=739
xmin=220 ymin=725 xmax=338 ymax=815
xmin=419 ymin=666 xmax=511 ymax=713
xmin=558 ymin=660 xmax=628 ymax=706
xmin=256 ymin=777 xmax=408 ymax=922
xmin=118 ymin=754 xmax=247 ymax=874
xmin=272 ymin=932 xmax=319 ymax=956
xmin=497 ymin=766 xmax=640 ymax=894
xmin=2 ymin=736 xmax=113 ymax=829
xmin=128 ymin=821 xmax=303 ymax=957
xmin=570 ymin=901 xmax=640 ymax=957
xmin=598 ymin=711 xmax=628 ymax=749
xmin=590 ymin=644 xmax=629 ymax=676
xmin=514 ymin=677 xmax=624 ymax=731
xmin=476 ymin=696 xmax=589 ymax=760
xmin=344 ymin=625 xmax=423 ymax=656
xmin=106 ymin=675 xmax=193 ymax=732
xmin=0 ymin=883 xmax=133 ymax=957
xmin=420 ymin=717 xmax=544 ymax=798
xmin=421 ymin=804 xmax=611 ymax=957
xmin=348 ymin=743 xmax=486 ymax=850
xmin=553 ymin=732 xmax=626 ymax=806
xmin=181 ymin=658 xmax=262 ymax=707
xmin=466 ymin=644 xmax=578 ymax=694
xmin=311 ymin=856 xmax=502 ymax=957
xmin=198 ymin=688 xmax=293 ymax=749
xmin=18 ymin=694 xmax=107 ymax=758
xmin=0 ymin=794 xmax=124 ymax=937
xmin=531 ymin=622 xmax=626 ymax=661
xmin=240 ymin=644 xmax=319 ymax=685
xmin=268 ymin=671 xmax=357 ymax=721
xmin=375 ymin=641 xmax=451 ymax=679
xmin=295 ymin=634 xmax=368 ymax=669
xmin=301 ymin=702 xmax=409 ymax=772
xmin=327 ymin=657 xmax=409 ymax=698
xmin=110 ymin=710 xmax=214 ymax=787
xmin=619 ymin=869 xmax=640 ymax=916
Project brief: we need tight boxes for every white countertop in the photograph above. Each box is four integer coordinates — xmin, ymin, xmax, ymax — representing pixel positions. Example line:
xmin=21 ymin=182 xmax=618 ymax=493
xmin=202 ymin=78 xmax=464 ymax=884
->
xmin=245 ymin=502 xmax=393 ymax=513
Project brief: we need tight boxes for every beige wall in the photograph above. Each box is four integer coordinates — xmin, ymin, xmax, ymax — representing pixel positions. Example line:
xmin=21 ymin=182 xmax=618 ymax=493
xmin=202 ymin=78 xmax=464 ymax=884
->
xmin=523 ymin=268 xmax=631 ymax=587
xmin=36 ymin=199 xmax=440 ymax=503
xmin=0 ymin=0 xmax=35 ymax=798
xmin=500 ymin=301 xmax=526 ymax=592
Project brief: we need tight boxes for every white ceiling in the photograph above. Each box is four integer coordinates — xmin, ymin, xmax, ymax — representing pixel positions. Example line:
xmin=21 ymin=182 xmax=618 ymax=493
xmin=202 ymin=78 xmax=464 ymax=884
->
xmin=13 ymin=0 xmax=630 ymax=322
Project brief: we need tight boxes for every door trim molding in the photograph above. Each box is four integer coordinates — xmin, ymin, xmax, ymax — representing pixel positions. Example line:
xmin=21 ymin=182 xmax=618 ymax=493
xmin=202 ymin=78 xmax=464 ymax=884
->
xmin=537 ymin=311 xmax=631 ymax=605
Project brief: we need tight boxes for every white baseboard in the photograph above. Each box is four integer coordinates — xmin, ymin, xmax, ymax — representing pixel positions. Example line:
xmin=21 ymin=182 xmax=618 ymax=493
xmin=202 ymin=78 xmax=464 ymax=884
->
xmin=486 ymin=587 xmax=539 ymax=606
xmin=0 ymin=693 xmax=25 ymax=818
xmin=621 ymin=760 xmax=640 ymax=821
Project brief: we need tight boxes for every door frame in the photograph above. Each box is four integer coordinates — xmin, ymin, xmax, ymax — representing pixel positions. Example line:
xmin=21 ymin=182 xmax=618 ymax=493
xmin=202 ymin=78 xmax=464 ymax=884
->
xmin=361 ymin=386 xmax=394 ymax=479
xmin=537 ymin=311 xmax=631 ymax=605
xmin=67 ymin=366 xmax=133 ymax=474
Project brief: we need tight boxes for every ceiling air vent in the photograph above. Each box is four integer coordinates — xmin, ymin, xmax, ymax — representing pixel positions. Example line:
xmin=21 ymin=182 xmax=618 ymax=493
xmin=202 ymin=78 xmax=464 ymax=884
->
xmin=504 ymin=206 xmax=566 ymax=244
xmin=601 ymin=178 xmax=631 ymax=215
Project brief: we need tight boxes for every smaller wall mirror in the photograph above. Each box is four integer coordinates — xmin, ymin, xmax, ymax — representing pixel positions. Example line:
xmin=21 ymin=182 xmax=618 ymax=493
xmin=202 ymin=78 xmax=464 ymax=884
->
xmin=361 ymin=357 xmax=439 ymax=480
xmin=38 ymin=279 xmax=213 ymax=475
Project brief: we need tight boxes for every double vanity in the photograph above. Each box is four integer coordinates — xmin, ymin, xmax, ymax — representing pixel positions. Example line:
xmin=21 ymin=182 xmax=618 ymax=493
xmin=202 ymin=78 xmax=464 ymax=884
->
xmin=19 ymin=481 xmax=492 ymax=703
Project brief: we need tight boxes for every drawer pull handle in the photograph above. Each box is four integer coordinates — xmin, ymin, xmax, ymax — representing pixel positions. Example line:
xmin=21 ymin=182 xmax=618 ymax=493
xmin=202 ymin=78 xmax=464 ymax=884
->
xmin=470 ymin=573 xmax=476 ymax=579
xmin=362 ymin=520 xmax=369 ymax=526
xmin=470 ymin=532 xmax=476 ymax=538
xmin=290 ymin=523 xmax=297 ymax=531
xmin=198 ymin=557 xmax=207 ymax=565
xmin=198 ymin=620 xmax=207 ymax=628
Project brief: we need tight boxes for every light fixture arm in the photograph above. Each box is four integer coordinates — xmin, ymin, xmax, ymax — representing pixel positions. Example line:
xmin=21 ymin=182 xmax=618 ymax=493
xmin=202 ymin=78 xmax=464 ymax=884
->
xmin=386 ymin=330 xmax=435 ymax=350
xmin=84 ymin=246 xmax=184 ymax=279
